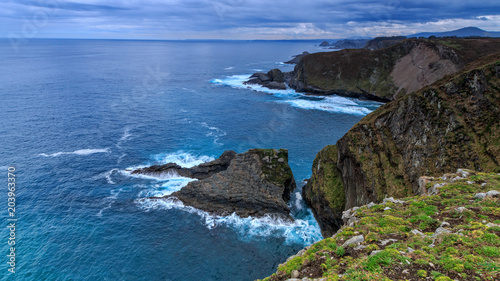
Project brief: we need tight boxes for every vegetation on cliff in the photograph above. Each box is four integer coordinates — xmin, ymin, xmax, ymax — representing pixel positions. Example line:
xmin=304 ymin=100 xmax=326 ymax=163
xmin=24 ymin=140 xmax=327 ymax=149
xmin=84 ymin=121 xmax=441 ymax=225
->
xmin=288 ymin=38 xmax=500 ymax=101
xmin=303 ymin=145 xmax=345 ymax=237
xmin=261 ymin=171 xmax=500 ymax=280
xmin=301 ymin=54 xmax=500 ymax=240
xmin=336 ymin=53 xmax=500 ymax=211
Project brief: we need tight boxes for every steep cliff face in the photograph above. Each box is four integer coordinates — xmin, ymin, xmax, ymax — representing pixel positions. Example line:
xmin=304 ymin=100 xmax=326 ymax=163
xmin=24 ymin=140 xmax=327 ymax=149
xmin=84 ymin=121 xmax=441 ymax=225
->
xmin=303 ymin=145 xmax=344 ymax=237
xmin=288 ymin=38 xmax=500 ymax=101
xmin=304 ymin=53 xmax=500 ymax=234
xmin=337 ymin=54 xmax=500 ymax=209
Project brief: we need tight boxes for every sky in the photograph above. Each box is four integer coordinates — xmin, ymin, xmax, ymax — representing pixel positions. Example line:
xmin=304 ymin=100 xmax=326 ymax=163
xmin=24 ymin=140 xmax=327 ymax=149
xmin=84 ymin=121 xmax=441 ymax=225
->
xmin=1 ymin=0 xmax=499 ymax=40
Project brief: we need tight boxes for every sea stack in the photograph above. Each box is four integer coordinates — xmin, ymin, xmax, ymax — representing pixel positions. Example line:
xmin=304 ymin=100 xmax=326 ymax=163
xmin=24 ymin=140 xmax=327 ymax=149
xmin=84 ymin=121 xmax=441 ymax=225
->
xmin=134 ymin=149 xmax=297 ymax=219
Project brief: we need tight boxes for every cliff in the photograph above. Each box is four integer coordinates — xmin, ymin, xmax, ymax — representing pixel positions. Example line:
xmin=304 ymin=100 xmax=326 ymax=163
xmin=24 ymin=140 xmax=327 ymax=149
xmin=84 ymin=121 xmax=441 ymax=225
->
xmin=138 ymin=149 xmax=297 ymax=219
xmin=303 ymin=53 xmax=500 ymax=238
xmin=287 ymin=38 xmax=500 ymax=101
xmin=261 ymin=170 xmax=500 ymax=280
xmin=363 ymin=36 xmax=407 ymax=50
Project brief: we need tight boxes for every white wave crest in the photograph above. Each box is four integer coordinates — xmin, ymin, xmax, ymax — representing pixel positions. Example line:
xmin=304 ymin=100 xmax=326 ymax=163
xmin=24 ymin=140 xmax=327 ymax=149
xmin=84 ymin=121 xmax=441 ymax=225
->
xmin=285 ymin=98 xmax=373 ymax=115
xmin=210 ymin=74 xmax=299 ymax=97
xmin=152 ymin=151 xmax=214 ymax=168
xmin=93 ymin=168 xmax=119 ymax=184
xmin=201 ymin=122 xmax=226 ymax=145
xmin=39 ymin=148 xmax=110 ymax=157
xmin=137 ymin=178 xmax=196 ymax=197
xmin=136 ymin=197 xmax=323 ymax=245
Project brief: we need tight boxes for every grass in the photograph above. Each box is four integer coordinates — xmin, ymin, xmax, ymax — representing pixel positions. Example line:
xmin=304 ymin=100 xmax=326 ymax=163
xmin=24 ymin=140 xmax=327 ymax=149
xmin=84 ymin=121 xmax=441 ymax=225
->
xmin=259 ymin=172 xmax=500 ymax=281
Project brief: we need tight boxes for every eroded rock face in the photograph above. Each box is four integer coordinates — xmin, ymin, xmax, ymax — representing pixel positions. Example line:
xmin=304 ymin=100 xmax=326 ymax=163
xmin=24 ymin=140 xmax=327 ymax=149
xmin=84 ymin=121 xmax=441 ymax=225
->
xmin=303 ymin=145 xmax=344 ymax=237
xmin=288 ymin=38 xmax=500 ymax=102
xmin=145 ymin=149 xmax=297 ymax=219
xmin=336 ymin=57 xmax=500 ymax=209
xmin=305 ymin=54 xmax=500 ymax=234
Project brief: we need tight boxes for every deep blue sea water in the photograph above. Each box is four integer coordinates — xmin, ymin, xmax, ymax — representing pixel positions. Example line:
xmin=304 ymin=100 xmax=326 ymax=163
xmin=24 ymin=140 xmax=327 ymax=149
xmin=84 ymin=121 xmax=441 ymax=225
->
xmin=0 ymin=39 xmax=380 ymax=281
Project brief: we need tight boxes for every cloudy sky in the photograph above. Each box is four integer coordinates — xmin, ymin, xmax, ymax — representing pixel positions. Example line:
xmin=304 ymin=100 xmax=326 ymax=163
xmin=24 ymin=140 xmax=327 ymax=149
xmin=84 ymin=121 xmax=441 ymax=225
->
xmin=1 ymin=0 xmax=499 ymax=40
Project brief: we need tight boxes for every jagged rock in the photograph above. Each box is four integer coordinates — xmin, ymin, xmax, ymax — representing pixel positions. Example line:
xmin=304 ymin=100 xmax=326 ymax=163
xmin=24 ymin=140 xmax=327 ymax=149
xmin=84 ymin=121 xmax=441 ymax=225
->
xmin=319 ymin=41 xmax=330 ymax=47
xmin=292 ymin=270 xmax=300 ymax=278
xmin=432 ymin=227 xmax=452 ymax=238
xmin=147 ymin=149 xmax=296 ymax=219
xmin=456 ymin=207 xmax=468 ymax=213
xmin=475 ymin=193 xmax=487 ymax=199
xmin=407 ymin=247 xmax=414 ymax=253
xmin=440 ymin=221 xmax=450 ymax=227
xmin=383 ymin=197 xmax=405 ymax=204
xmin=342 ymin=235 xmax=364 ymax=247
xmin=418 ymin=176 xmax=435 ymax=194
xmin=354 ymin=245 xmax=367 ymax=251
xmin=244 ymin=69 xmax=287 ymax=90
xmin=380 ymin=239 xmax=398 ymax=246
xmin=132 ymin=150 xmax=237 ymax=180
xmin=411 ymin=229 xmax=425 ymax=237
xmin=370 ymin=250 xmax=382 ymax=256
xmin=486 ymin=190 xmax=500 ymax=197
xmin=457 ymin=168 xmax=471 ymax=177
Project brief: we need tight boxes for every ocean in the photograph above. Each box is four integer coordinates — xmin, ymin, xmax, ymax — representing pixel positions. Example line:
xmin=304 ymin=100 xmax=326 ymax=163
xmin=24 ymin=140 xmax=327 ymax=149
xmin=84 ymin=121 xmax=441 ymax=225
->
xmin=0 ymin=39 xmax=380 ymax=281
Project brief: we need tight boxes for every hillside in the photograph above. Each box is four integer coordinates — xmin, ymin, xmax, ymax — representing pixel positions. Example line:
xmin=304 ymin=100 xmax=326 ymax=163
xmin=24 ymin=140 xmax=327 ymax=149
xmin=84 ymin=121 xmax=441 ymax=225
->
xmin=287 ymin=38 xmax=500 ymax=101
xmin=409 ymin=27 xmax=500 ymax=38
xmin=261 ymin=170 xmax=500 ymax=280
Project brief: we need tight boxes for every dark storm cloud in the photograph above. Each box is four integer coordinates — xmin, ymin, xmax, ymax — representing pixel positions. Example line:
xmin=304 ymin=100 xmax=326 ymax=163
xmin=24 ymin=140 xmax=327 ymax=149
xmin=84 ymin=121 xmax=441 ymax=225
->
xmin=0 ymin=0 xmax=499 ymax=39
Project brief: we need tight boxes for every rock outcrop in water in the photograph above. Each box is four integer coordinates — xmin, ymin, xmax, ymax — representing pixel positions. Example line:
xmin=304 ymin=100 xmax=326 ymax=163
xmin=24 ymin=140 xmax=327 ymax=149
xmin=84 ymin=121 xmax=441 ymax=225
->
xmin=244 ymin=69 xmax=288 ymax=90
xmin=303 ymin=52 xmax=500 ymax=237
xmin=136 ymin=149 xmax=297 ymax=219
xmin=132 ymin=150 xmax=237 ymax=180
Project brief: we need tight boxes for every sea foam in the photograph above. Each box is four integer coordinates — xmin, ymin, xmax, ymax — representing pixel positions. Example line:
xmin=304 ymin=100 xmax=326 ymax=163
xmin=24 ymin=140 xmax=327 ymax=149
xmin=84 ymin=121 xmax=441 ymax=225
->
xmin=211 ymin=74 xmax=379 ymax=115
xmin=39 ymin=148 xmax=110 ymax=157
xmin=136 ymin=197 xmax=323 ymax=245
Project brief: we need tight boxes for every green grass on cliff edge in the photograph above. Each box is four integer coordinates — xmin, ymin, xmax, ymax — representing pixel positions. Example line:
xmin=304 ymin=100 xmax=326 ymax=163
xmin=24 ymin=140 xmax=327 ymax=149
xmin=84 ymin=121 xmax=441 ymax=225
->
xmin=259 ymin=171 xmax=500 ymax=281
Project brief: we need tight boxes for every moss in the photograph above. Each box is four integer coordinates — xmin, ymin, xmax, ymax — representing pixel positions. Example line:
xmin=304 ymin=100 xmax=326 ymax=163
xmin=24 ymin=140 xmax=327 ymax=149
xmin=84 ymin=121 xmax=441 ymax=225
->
xmin=260 ymin=172 xmax=500 ymax=281
xmin=254 ymin=149 xmax=294 ymax=186
xmin=417 ymin=269 xmax=427 ymax=277
xmin=309 ymin=145 xmax=346 ymax=212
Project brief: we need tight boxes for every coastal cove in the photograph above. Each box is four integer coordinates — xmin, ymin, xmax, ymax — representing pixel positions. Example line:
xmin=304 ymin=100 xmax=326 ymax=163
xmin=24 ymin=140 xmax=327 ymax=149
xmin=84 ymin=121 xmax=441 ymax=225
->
xmin=0 ymin=39 xmax=382 ymax=281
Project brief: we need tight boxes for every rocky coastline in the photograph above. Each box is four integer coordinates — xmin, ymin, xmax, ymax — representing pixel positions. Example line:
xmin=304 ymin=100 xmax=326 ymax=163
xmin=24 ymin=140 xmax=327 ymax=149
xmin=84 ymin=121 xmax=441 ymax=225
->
xmin=134 ymin=149 xmax=297 ymax=219
xmin=259 ymin=51 xmax=500 ymax=281
xmin=244 ymin=38 xmax=500 ymax=102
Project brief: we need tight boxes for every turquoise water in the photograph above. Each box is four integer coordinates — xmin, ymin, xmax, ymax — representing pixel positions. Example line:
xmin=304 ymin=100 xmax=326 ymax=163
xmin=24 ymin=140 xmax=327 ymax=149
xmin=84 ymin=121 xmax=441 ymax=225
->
xmin=0 ymin=39 xmax=380 ymax=281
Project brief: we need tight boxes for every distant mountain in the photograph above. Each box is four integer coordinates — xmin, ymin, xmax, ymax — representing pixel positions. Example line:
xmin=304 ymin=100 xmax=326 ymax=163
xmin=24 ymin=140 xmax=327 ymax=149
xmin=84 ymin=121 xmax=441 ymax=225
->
xmin=409 ymin=26 xmax=500 ymax=38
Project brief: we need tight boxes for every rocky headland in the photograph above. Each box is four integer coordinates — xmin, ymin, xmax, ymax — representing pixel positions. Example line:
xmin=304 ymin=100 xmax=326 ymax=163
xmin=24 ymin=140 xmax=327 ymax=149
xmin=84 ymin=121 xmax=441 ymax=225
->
xmin=258 ymin=49 xmax=500 ymax=280
xmin=134 ymin=149 xmax=297 ymax=219
xmin=245 ymin=38 xmax=500 ymax=102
